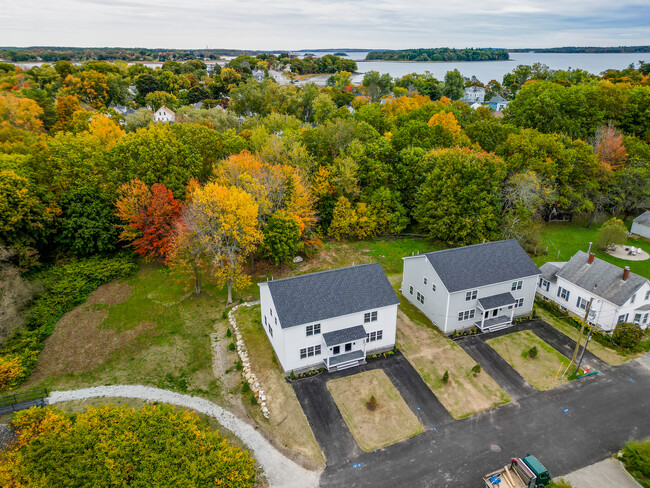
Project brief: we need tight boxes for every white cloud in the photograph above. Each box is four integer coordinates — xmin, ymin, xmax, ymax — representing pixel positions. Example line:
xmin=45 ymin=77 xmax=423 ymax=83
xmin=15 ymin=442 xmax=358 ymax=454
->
xmin=1 ymin=0 xmax=649 ymax=49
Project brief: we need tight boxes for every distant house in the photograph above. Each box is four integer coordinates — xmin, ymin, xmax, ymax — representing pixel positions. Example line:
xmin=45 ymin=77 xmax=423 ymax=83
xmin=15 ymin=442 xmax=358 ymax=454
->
xmin=110 ymin=105 xmax=128 ymax=115
xmin=537 ymin=251 xmax=650 ymax=331
xmin=193 ymin=101 xmax=204 ymax=109
xmin=347 ymin=105 xmax=356 ymax=114
xmin=402 ymin=240 xmax=540 ymax=334
xmin=631 ymin=211 xmax=650 ymax=239
xmin=154 ymin=105 xmax=175 ymax=123
xmin=127 ymin=85 xmax=137 ymax=97
xmin=252 ymin=68 xmax=265 ymax=82
xmin=463 ymin=86 xmax=485 ymax=103
xmin=488 ymin=95 xmax=509 ymax=111
xmin=258 ymin=263 xmax=399 ymax=374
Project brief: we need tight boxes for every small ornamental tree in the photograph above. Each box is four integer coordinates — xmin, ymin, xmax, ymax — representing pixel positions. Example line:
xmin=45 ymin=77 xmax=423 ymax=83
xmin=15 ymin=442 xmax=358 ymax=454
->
xmin=595 ymin=217 xmax=628 ymax=251
xmin=528 ymin=346 xmax=538 ymax=359
xmin=442 ymin=370 xmax=450 ymax=384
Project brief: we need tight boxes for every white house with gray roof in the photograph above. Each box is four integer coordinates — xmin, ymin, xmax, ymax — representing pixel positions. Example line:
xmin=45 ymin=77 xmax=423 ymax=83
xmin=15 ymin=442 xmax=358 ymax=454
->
xmin=401 ymin=240 xmax=541 ymax=334
xmin=258 ymin=263 xmax=399 ymax=374
xmin=631 ymin=211 xmax=650 ymax=239
xmin=537 ymin=250 xmax=650 ymax=331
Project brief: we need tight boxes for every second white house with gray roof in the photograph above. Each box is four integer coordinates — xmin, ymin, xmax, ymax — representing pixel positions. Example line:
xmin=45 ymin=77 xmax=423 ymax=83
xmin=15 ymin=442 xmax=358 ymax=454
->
xmin=537 ymin=250 xmax=650 ymax=331
xmin=401 ymin=240 xmax=541 ymax=334
xmin=258 ymin=263 xmax=399 ymax=374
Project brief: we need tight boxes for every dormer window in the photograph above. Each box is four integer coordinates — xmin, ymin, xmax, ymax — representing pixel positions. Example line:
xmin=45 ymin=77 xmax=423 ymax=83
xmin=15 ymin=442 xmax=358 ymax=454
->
xmin=631 ymin=294 xmax=636 ymax=304
xmin=646 ymin=291 xmax=650 ymax=301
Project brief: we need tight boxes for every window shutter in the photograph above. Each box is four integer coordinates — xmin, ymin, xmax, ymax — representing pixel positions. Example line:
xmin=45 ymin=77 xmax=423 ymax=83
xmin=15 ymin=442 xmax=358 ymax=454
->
xmin=557 ymin=287 xmax=561 ymax=297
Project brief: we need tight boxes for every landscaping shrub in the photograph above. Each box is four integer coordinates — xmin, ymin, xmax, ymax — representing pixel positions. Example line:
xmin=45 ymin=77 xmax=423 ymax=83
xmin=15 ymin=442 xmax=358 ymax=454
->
xmin=222 ymin=310 xmax=228 ymax=319
xmin=250 ymin=394 xmax=257 ymax=405
xmin=528 ymin=346 xmax=538 ymax=359
xmin=228 ymin=342 xmax=236 ymax=351
xmin=235 ymin=360 xmax=242 ymax=371
xmin=0 ymin=405 xmax=257 ymax=487
xmin=226 ymin=328 xmax=232 ymax=338
xmin=548 ymin=480 xmax=574 ymax=488
xmin=0 ymin=254 xmax=137 ymax=392
xmin=241 ymin=381 xmax=250 ymax=393
xmin=442 ymin=370 xmax=449 ymax=383
xmin=366 ymin=394 xmax=378 ymax=411
xmin=471 ymin=364 xmax=481 ymax=376
xmin=612 ymin=322 xmax=644 ymax=350
xmin=621 ymin=440 xmax=650 ymax=487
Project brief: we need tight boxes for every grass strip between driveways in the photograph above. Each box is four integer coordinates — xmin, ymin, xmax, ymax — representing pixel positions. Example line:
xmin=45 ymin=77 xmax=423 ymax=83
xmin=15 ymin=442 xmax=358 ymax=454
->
xmin=327 ymin=369 xmax=423 ymax=451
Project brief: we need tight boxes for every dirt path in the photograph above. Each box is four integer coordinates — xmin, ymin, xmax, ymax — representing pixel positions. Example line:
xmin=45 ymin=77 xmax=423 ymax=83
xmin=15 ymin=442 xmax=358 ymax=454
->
xmin=48 ymin=385 xmax=321 ymax=488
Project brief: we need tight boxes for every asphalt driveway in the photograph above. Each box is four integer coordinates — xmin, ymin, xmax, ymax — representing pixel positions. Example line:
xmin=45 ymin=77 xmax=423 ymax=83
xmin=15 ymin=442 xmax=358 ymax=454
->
xmin=291 ymin=352 xmax=453 ymax=465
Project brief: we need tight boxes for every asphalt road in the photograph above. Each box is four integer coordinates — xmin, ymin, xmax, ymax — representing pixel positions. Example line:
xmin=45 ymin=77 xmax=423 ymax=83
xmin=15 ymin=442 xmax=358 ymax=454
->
xmin=292 ymin=320 xmax=650 ymax=487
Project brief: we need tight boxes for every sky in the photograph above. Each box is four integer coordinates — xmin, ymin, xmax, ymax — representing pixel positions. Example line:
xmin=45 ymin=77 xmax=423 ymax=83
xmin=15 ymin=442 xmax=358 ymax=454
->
xmin=2 ymin=0 xmax=650 ymax=50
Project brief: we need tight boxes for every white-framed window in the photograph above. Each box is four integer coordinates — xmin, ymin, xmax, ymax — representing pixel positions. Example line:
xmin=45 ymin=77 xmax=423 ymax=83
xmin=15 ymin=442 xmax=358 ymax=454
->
xmin=617 ymin=313 xmax=629 ymax=324
xmin=457 ymin=309 xmax=476 ymax=321
xmin=643 ymin=313 xmax=649 ymax=324
xmin=306 ymin=324 xmax=321 ymax=336
xmin=465 ymin=290 xmax=478 ymax=301
xmin=634 ymin=313 xmax=642 ymax=324
xmin=511 ymin=280 xmax=523 ymax=291
xmin=538 ymin=278 xmax=550 ymax=292
xmin=631 ymin=294 xmax=636 ymax=304
xmin=432 ymin=283 xmax=436 ymax=292
xmin=416 ymin=291 xmax=424 ymax=304
xmin=366 ymin=330 xmax=383 ymax=342
xmin=364 ymin=311 xmax=378 ymax=323
xmin=423 ymin=277 xmax=428 ymax=285
xmin=268 ymin=323 xmax=273 ymax=337
xmin=645 ymin=291 xmax=650 ymax=301
xmin=577 ymin=297 xmax=589 ymax=310
xmin=409 ymin=285 xmax=413 ymax=295
xmin=514 ymin=298 xmax=524 ymax=308
xmin=300 ymin=345 xmax=321 ymax=359
xmin=558 ymin=287 xmax=570 ymax=301
xmin=264 ymin=316 xmax=267 ymax=325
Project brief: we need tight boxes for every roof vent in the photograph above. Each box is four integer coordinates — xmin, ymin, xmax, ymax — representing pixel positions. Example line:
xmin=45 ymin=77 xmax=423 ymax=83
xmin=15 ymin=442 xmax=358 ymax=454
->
xmin=623 ymin=266 xmax=630 ymax=282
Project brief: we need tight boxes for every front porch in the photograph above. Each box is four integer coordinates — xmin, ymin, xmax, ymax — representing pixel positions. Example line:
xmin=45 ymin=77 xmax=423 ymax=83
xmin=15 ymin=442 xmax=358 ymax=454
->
xmin=477 ymin=292 xmax=516 ymax=332
xmin=322 ymin=325 xmax=367 ymax=372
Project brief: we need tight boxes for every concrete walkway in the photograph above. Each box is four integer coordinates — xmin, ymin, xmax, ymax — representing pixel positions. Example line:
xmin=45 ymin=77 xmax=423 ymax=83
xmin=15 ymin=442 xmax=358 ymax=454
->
xmin=48 ymin=385 xmax=321 ymax=488
xmin=563 ymin=457 xmax=642 ymax=488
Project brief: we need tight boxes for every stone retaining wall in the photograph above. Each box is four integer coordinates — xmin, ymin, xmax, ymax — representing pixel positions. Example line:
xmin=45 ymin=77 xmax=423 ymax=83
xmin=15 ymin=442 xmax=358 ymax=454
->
xmin=228 ymin=301 xmax=270 ymax=419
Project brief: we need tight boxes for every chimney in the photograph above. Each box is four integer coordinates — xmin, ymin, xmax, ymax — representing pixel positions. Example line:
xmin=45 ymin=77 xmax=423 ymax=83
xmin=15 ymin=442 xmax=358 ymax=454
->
xmin=623 ymin=266 xmax=630 ymax=281
xmin=588 ymin=253 xmax=595 ymax=265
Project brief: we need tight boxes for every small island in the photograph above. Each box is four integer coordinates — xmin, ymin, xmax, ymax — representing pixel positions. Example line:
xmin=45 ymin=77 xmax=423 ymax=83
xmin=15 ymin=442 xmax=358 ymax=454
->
xmin=366 ymin=48 xmax=510 ymax=62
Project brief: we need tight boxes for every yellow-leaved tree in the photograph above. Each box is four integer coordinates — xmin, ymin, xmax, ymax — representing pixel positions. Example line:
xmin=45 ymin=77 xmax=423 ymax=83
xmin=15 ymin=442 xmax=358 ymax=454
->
xmin=180 ymin=182 xmax=261 ymax=303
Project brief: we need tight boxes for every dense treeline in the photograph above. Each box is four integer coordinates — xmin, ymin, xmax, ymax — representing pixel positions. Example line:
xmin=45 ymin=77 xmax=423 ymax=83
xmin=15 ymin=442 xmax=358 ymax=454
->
xmin=0 ymin=46 xmax=258 ymax=62
xmin=511 ymin=46 xmax=650 ymax=54
xmin=1 ymin=56 xmax=649 ymax=391
xmin=366 ymin=48 xmax=509 ymax=62
xmin=0 ymin=404 xmax=257 ymax=486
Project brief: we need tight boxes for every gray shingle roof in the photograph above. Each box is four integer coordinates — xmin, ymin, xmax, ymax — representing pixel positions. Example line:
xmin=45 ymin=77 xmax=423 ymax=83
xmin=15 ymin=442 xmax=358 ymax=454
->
xmin=540 ymin=262 xmax=564 ymax=283
xmin=323 ymin=325 xmax=367 ymax=346
xmin=489 ymin=95 xmax=507 ymax=103
xmin=423 ymin=240 xmax=540 ymax=293
xmin=556 ymin=251 xmax=648 ymax=306
xmin=262 ymin=263 xmax=399 ymax=328
xmin=633 ymin=211 xmax=650 ymax=227
xmin=478 ymin=292 xmax=516 ymax=310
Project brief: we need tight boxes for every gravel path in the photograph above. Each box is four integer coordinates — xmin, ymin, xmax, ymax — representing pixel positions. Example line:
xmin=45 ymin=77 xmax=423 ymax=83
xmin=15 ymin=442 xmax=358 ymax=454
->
xmin=48 ymin=385 xmax=321 ymax=488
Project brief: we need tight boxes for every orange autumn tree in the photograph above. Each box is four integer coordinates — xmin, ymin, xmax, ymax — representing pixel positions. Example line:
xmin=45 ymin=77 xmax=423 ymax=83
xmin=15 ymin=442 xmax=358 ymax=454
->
xmin=52 ymin=95 xmax=81 ymax=132
xmin=0 ymin=93 xmax=43 ymax=153
xmin=428 ymin=110 xmax=462 ymax=137
xmin=176 ymin=183 xmax=261 ymax=303
xmin=593 ymin=123 xmax=627 ymax=171
xmin=115 ymin=179 xmax=184 ymax=261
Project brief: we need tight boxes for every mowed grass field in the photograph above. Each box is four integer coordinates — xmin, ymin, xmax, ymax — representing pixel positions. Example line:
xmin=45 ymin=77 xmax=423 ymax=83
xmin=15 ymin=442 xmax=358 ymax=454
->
xmin=536 ymin=219 xmax=650 ymax=279
xmin=327 ymin=369 xmax=423 ymax=451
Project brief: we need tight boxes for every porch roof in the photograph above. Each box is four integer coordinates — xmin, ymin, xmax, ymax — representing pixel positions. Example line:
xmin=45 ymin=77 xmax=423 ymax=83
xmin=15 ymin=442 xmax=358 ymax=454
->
xmin=329 ymin=349 xmax=364 ymax=367
xmin=478 ymin=292 xmax=516 ymax=310
xmin=323 ymin=325 xmax=367 ymax=346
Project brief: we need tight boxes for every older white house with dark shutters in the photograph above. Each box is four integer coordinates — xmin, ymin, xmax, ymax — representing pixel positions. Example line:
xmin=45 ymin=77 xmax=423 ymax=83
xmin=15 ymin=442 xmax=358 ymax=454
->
xmin=258 ymin=263 xmax=399 ymax=374
xmin=537 ymin=250 xmax=650 ymax=331
xmin=154 ymin=105 xmax=175 ymax=123
xmin=401 ymin=240 xmax=541 ymax=334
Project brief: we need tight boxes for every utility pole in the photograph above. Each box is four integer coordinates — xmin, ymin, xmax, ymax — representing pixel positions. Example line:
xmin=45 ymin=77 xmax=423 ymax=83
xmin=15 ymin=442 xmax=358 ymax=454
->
xmin=574 ymin=325 xmax=595 ymax=376
xmin=570 ymin=298 xmax=593 ymax=371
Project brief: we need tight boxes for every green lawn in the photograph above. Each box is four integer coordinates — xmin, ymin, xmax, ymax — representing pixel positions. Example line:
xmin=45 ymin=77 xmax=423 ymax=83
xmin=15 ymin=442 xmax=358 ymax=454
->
xmin=536 ymin=219 xmax=650 ymax=279
xmin=488 ymin=330 xmax=577 ymax=390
